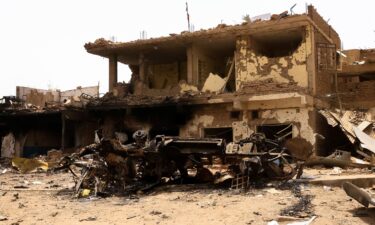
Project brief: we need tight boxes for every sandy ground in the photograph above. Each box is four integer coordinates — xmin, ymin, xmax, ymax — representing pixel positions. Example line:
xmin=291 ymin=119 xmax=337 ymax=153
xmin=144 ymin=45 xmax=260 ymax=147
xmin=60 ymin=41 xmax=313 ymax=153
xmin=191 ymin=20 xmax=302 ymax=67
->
xmin=0 ymin=168 xmax=375 ymax=225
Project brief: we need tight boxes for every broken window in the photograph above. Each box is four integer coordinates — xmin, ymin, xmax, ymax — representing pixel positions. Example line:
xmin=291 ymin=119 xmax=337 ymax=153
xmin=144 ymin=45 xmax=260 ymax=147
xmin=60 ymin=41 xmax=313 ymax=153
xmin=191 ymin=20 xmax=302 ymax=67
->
xmin=230 ymin=111 xmax=241 ymax=119
xmin=256 ymin=124 xmax=292 ymax=140
xmin=251 ymin=28 xmax=304 ymax=58
xmin=251 ymin=110 xmax=259 ymax=119
xmin=204 ymin=127 xmax=233 ymax=143
xmin=317 ymin=43 xmax=336 ymax=71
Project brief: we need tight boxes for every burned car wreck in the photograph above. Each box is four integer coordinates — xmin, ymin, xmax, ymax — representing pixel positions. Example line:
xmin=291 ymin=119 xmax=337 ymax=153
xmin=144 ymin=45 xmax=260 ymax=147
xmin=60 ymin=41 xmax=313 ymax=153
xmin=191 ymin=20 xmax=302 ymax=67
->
xmin=56 ymin=130 xmax=300 ymax=197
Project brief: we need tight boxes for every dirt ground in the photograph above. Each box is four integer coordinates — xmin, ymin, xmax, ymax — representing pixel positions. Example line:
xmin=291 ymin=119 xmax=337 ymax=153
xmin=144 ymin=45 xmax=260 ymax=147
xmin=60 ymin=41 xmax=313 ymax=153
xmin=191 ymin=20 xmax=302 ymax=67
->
xmin=0 ymin=168 xmax=375 ymax=225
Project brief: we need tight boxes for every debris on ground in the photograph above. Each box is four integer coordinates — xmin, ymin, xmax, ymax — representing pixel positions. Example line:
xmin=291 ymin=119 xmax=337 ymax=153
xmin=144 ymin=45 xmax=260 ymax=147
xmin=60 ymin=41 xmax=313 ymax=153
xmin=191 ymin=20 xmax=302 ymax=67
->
xmin=320 ymin=109 xmax=375 ymax=165
xmin=268 ymin=216 xmax=316 ymax=225
xmin=79 ymin=216 xmax=97 ymax=222
xmin=306 ymin=149 xmax=374 ymax=168
xmin=11 ymin=157 xmax=48 ymax=173
xmin=0 ymin=215 xmax=7 ymax=221
xmin=54 ymin=131 xmax=301 ymax=197
xmin=343 ymin=182 xmax=375 ymax=207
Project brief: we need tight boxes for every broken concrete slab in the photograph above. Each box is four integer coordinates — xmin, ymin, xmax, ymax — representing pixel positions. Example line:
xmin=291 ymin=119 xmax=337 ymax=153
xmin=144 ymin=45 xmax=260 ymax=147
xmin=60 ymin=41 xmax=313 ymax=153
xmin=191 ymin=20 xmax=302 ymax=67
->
xmin=308 ymin=174 xmax=375 ymax=188
xmin=306 ymin=155 xmax=373 ymax=169
xmin=357 ymin=121 xmax=372 ymax=132
xmin=179 ymin=81 xmax=198 ymax=94
xmin=319 ymin=110 xmax=338 ymax=127
xmin=354 ymin=126 xmax=375 ymax=154
xmin=201 ymin=73 xmax=226 ymax=93
xmin=343 ymin=182 xmax=375 ymax=208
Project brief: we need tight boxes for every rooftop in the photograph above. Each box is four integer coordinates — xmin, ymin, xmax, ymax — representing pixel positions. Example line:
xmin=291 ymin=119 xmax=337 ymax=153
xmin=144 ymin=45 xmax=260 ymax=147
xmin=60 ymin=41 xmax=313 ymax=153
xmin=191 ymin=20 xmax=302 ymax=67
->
xmin=85 ymin=7 xmax=340 ymax=65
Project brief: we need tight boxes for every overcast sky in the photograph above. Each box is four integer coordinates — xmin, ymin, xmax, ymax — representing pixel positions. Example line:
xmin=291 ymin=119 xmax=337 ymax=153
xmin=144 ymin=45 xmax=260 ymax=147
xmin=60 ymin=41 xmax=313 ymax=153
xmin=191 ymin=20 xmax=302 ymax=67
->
xmin=0 ymin=0 xmax=374 ymax=97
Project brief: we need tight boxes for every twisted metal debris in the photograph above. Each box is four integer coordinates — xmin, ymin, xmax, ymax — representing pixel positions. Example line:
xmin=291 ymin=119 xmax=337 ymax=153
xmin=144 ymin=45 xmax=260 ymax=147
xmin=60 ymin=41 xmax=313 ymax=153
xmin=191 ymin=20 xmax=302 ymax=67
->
xmin=55 ymin=131 xmax=301 ymax=197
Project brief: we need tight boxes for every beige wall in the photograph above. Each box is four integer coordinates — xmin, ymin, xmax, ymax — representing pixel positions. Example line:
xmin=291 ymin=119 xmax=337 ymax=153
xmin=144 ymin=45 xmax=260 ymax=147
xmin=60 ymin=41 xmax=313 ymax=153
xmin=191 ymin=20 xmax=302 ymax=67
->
xmin=16 ymin=85 xmax=99 ymax=107
xmin=235 ymin=26 xmax=313 ymax=91
xmin=17 ymin=86 xmax=60 ymax=106
xmin=147 ymin=62 xmax=180 ymax=89
xmin=61 ymin=86 xmax=99 ymax=102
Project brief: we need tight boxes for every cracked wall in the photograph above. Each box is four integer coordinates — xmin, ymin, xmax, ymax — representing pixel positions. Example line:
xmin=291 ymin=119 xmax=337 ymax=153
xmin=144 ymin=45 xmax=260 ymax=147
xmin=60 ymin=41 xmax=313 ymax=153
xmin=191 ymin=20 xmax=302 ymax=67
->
xmin=235 ymin=26 xmax=312 ymax=91
xmin=179 ymin=105 xmax=318 ymax=155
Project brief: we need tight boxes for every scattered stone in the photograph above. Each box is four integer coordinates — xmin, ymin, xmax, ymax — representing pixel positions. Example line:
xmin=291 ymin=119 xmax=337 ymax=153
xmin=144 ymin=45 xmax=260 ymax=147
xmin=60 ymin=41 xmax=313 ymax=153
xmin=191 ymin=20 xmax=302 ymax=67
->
xmin=323 ymin=186 xmax=333 ymax=191
xmin=150 ymin=210 xmax=162 ymax=215
xmin=51 ymin=212 xmax=58 ymax=217
xmin=32 ymin=181 xmax=43 ymax=185
xmin=265 ymin=188 xmax=282 ymax=194
xmin=13 ymin=185 xmax=28 ymax=189
xmin=126 ymin=215 xmax=137 ymax=220
xmin=79 ymin=216 xmax=97 ymax=221
xmin=170 ymin=196 xmax=180 ymax=201
xmin=246 ymin=219 xmax=255 ymax=224
xmin=0 ymin=215 xmax=7 ymax=221
xmin=11 ymin=193 xmax=19 ymax=201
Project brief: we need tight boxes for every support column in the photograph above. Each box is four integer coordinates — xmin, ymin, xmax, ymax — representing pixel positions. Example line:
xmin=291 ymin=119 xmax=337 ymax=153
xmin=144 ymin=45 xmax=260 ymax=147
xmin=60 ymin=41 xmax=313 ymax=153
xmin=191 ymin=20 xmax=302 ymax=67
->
xmin=139 ymin=53 xmax=145 ymax=82
xmin=109 ymin=55 xmax=118 ymax=92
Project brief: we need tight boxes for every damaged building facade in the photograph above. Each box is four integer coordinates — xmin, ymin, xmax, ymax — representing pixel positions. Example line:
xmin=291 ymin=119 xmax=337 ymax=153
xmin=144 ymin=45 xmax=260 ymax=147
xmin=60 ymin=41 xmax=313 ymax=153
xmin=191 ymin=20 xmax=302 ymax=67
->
xmin=0 ymin=85 xmax=99 ymax=157
xmin=1 ymin=5 xmax=375 ymax=162
xmin=83 ymin=6 xmax=343 ymax=158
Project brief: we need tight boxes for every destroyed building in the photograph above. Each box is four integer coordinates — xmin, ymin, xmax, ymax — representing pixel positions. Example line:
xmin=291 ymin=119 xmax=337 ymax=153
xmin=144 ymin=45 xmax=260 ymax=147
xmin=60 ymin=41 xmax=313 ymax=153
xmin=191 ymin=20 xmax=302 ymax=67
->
xmin=0 ymin=85 xmax=99 ymax=157
xmin=1 ymin=5 xmax=375 ymax=162
xmin=338 ymin=48 xmax=375 ymax=109
xmin=82 ymin=5 xmax=344 ymax=158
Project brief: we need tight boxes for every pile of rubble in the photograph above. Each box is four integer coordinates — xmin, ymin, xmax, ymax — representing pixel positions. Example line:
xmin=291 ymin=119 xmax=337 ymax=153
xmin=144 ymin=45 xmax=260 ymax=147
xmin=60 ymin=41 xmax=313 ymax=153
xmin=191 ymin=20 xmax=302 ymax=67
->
xmin=319 ymin=109 xmax=375 ymax=166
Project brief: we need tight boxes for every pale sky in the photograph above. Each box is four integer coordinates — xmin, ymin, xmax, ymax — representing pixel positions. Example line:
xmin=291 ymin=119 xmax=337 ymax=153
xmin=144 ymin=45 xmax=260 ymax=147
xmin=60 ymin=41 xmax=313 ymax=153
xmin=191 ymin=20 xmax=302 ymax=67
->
xmin=0 ymin=0 xmax=374 ymax=97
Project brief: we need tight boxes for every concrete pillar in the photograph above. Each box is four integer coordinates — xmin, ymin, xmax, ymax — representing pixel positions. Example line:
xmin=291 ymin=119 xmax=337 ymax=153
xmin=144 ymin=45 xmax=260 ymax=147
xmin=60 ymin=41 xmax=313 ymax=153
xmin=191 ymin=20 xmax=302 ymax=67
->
xmin=109 ymin=56 xmax=118 ymax=92
xmin=139 ymin=53 xmax=145 ymax=82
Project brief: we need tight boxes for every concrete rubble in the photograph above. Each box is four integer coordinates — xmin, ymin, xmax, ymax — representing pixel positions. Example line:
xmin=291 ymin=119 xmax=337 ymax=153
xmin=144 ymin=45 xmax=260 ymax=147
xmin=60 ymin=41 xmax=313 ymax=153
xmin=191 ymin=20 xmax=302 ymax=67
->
xmin=1 ymin=4 xmax=375 ymax=224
